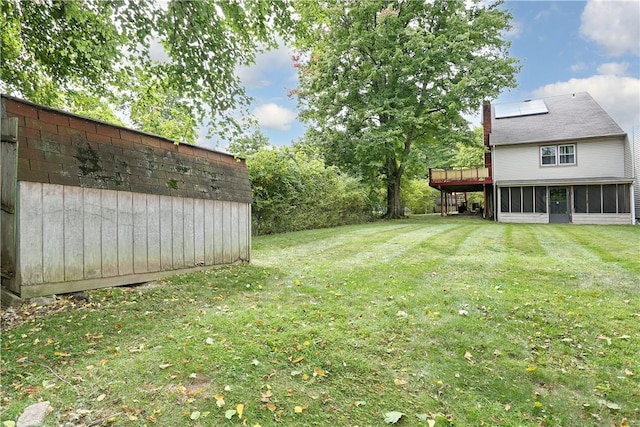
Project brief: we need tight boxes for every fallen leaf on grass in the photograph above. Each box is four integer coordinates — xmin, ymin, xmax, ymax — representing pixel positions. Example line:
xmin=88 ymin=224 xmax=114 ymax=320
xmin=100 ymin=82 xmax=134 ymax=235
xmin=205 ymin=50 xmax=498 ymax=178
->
xmin=225 ymin=409 xmax=237 ymax=420
xmin=313 ymin=368 xmax=326 ymax=377
xmin=190 ymin=411 xmax=201 ymax=420
xmin=237 ymin=403 xmax=244 ymax=419
xmin=266 ymin=403 xmax=276 ymax=412
xmin=215 ymin=394 xmax=225 ymax=407
xmin=158 ymin=364 xmax=172 ymax=370
xmin=384 ymin=411 xmax=404 ymax=424
xmin=96 ymin=393 xmax=106 ymax=402
xmin=526 ymin=366 xmax=537 ymax=372
xmin=394 ymin=379 xmax=407 ymax=386
xmin=294 ymin=405 xmax=306 ymax=413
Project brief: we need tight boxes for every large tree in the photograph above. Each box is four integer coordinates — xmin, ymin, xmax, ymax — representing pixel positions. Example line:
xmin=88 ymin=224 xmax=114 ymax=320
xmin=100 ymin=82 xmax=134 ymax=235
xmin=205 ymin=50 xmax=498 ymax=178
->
xmin=0 ymin=0 xmax=302 ymax=142
xmin=295 ymin=0 xmax=518 ymax=218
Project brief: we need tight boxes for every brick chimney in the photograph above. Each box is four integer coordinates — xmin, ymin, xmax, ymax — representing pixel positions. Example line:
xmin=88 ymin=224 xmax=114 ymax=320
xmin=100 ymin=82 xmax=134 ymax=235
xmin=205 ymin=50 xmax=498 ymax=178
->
xmin=482 ymin=101 xmax=492 ymax=172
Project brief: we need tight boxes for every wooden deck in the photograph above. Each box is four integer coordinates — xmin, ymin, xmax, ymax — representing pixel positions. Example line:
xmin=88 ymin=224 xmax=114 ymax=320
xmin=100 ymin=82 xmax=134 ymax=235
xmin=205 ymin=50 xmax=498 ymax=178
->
xmin=429 ymin=167 xmax=492 ymax=192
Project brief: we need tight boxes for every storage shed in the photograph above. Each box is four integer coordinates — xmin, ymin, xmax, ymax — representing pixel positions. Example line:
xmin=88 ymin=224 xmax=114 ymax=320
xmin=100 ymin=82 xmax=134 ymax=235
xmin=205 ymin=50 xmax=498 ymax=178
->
xmin=1 ymin=95 xmax=252 ymax=303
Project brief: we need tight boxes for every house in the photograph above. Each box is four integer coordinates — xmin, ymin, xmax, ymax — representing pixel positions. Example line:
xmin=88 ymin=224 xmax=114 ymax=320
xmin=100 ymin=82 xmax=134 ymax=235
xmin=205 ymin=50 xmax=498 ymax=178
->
xmin=1 ymin=95 xmax=252 ymax=304
xmin=430 ymin=92 xmax=636 ymax=224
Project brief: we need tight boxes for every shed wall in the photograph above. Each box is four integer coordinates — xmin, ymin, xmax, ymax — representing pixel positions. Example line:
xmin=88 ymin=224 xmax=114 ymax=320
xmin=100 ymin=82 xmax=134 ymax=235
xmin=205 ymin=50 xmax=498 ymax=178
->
xmin=2 ymin=96 xmax=252 ymax=299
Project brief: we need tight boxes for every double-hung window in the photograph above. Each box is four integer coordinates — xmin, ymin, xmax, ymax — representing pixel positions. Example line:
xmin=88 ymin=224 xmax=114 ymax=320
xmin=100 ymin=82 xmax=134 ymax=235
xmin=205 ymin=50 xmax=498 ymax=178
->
xmin=540 ymin=144 xmax=576 ymax=166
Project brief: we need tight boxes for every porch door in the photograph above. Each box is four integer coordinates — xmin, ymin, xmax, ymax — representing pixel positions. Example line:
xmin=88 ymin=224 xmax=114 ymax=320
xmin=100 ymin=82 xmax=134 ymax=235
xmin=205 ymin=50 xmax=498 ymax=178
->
xmin=549 ymin=187 xmax=570 ymax=223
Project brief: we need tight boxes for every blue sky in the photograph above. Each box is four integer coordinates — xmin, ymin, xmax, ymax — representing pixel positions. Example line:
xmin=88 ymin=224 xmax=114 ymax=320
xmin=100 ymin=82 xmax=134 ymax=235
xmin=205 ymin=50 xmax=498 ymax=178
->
xmin=203 ymin=0 xmax=640 ymax=149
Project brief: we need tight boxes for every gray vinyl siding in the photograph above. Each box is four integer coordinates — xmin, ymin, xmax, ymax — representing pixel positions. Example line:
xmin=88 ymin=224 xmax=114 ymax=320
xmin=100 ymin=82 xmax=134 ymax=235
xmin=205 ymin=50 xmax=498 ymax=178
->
xmin=633 ymin=125 xmax=640 ymax=220
xmin=493 ymin=137 xmax=626 ymax=182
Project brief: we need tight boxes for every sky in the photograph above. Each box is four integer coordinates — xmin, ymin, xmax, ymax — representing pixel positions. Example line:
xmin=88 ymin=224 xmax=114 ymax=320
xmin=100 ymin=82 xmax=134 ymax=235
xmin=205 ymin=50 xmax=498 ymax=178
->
xmin=201 ymin=0 xmax=640 ymax=149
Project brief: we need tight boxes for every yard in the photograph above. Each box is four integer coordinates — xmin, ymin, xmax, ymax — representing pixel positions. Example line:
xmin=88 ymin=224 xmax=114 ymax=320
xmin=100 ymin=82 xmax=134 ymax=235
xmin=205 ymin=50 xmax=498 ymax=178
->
xmin=1 ymin=216 xmax=638 ymax=426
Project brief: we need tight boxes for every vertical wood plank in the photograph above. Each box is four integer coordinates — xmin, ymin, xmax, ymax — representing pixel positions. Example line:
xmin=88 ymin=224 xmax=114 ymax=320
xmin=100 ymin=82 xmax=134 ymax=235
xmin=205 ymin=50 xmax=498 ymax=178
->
xmin=159 ymin=195 xmax=173 ymax=270
xmin=222 ymin=201 xmax=232 ymax=263
xmin=1 ymin=140 xmax=18 ymax=289
xmin=18 ymin=182 xmax=43 ymax=285
xmin=213 ymin=200 xmax=223 ymax=264
xmin=231 ymin=202 xmax=239 ymax=262
xmin=172 ymin=197 xmax=184 ymax=269
xmin=147 ymin=194 xmax=161 ymax=272
xmin=204 ymin=200 xmax=214 ymax=265
xmin=132 ymin=192 xmax=148 ymax=273
xmin=83 ymin=188 xmax=102 ymax=279
xmin=193 ymin=199 xmax=205 ymax=266
xmin=117 ymin=191 xmax=133 ymax=275
xmin=42 ymin=184 xmax=65 ymax=283
xmin=183 ymin=198 xmax=195 ymax=267
xmin=64 ymin=186 xmax=84 ymax=281
xmin=101 ymin=190 xmax=118 ymax=277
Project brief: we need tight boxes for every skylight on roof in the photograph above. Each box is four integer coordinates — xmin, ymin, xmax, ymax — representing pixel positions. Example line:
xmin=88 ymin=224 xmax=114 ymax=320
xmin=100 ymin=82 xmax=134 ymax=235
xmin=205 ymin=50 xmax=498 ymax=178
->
xmin=494 ymin=99 xmax=548 ymax=119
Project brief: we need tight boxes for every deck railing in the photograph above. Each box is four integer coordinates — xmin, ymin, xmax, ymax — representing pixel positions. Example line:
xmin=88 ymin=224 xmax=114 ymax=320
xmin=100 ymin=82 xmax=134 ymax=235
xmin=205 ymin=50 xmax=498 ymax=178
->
xmin=430 ymin=166 xmax=490 ymax=183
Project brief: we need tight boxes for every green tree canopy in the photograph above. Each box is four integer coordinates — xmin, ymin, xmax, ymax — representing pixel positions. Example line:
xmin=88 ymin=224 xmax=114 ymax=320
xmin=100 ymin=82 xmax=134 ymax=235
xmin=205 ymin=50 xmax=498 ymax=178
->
xmin=295 ymin=0 xmax=518 ymax=218
xmin=1 ymin=0 xmax=302 ymax=142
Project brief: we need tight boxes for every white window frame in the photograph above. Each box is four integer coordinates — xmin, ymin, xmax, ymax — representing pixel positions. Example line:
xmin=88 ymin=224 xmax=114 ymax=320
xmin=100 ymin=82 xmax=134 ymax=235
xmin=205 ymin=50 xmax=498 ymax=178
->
xmin=540 ymin=143 xmax=576 ymax=166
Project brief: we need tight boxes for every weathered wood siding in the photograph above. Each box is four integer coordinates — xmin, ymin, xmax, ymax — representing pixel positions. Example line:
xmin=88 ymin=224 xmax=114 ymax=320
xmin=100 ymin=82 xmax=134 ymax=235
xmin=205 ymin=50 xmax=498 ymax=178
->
xmin=2 ymin=95 xmax=252 ymax=299
xmin=17 ymin=182 xmax=250 ymax=297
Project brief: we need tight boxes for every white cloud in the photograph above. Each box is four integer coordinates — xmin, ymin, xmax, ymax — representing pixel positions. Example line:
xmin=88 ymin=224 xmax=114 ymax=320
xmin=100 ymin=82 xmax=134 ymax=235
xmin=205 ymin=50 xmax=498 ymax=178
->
xmin=580 ymin=0 xmax=640 ymax=56
xmin=570 ymin=62 xmax=586 ymax=72
xmin=236 ymin=43 xmax=297 ymax=89
xmin=253 ymin=103 xmax=297 ymax=131
xmin=597 ymin=62 xmax=629 ymax=76
xmin=531 ymin=75 xmax=640 ymax=131
xmin=504 ymin=20 xmax=522 ymax=39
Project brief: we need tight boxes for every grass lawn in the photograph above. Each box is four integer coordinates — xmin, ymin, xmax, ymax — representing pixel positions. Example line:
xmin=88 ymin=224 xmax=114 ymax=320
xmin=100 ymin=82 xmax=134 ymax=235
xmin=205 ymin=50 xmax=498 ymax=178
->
xmin=1 ymin=216 xmax=639 ymax=426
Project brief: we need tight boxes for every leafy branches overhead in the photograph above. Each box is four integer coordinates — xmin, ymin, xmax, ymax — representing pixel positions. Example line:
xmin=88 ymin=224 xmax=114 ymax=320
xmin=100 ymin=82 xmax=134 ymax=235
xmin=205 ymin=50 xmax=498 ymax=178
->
xmin=295 ymin=0 xmax=519 ymax=217
xmin=0 ymin=0 xmax=301 ymax=142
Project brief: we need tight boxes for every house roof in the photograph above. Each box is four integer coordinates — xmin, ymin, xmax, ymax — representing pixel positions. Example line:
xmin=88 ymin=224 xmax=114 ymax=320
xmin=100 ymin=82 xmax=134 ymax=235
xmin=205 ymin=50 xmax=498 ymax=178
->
xmin=489 ymin=92 xmax=626 ymax=146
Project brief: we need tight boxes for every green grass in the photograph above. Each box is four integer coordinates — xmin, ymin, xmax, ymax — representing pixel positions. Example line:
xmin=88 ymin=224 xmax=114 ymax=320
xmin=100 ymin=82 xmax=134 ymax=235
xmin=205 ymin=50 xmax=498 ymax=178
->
xmin=1 ymin=216 xmax=639 ymax=426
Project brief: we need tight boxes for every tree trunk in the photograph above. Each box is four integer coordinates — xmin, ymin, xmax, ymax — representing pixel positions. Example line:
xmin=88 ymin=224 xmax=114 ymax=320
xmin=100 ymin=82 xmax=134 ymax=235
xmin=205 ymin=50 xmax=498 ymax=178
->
xmin=385 ymin=174 xmax=404 ymax=218
xmin=384 ymin=153 xmax=405 ymax=218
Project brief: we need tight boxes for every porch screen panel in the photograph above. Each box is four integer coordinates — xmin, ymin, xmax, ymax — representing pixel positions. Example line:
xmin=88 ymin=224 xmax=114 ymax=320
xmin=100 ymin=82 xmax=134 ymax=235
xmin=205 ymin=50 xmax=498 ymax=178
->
xmin=602 ymin=185 xmax=617 ymax=213
xmin=535 ymin=187 xmax=547 ymax=213
xmin=617 ymin=184 xmax=630 ymax=213
xmin=574 ymin=185 xmax=587 ymax=213
xmin=500 ymin=187 xmax=509 ymax=212
xmin=522 ymin=187 xmax=534 ymax=212
xmin=510 ymin=187 xmax=521 ymax=213
xmin=587 ymin=185 xmax=602 ymax=213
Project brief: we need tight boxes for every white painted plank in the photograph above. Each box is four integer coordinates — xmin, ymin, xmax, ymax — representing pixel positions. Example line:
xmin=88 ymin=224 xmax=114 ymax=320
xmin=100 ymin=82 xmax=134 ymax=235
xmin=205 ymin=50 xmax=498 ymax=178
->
xmin=172 ymin=197 xmax=185 ymax=269
xmin=231 ymin=202 xmax=239 ymax=262
xmin=101 ymin=190 xmax=118 ymax=277
xmin=117 ymin=191 xmax=133 ymax=275
xmin=42 ymin=183 xmax=65 ymax=283
xmin=147 ymin=194 xmax=161 ymax=272
xmin=193 ymin=199 xmax=205 ymax=266
xmin=83 ymin=188 xmax=102 ymax=279
xmin=213 ymin=200 xmax=223 ymax=263
xmin=204 ymin=200 xmax=215 ymax=265
xmin=222 ymin=201 xmax=232 ymax=263
xmin=18 ymin=182 xmax=43 ymax=285
xmin=159 ymin=195 xmax=173 ymax=270
xmin=183 ymin=198 xmax=195 ymax=267
xmin=64 ymin=186 xmax=84 ymax=281
xmin=132 ymin=192 xmax=148 ymax=274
